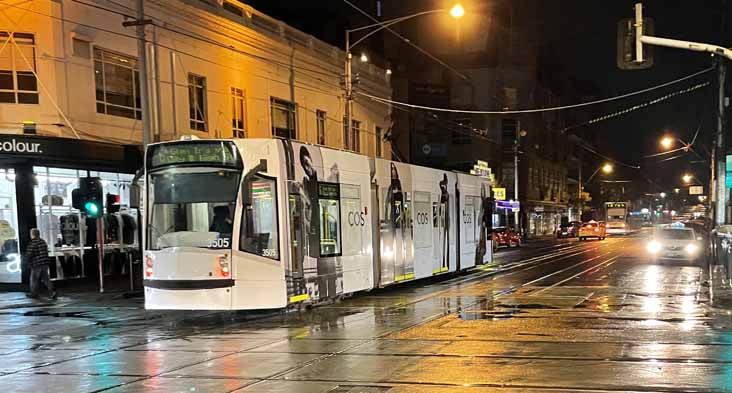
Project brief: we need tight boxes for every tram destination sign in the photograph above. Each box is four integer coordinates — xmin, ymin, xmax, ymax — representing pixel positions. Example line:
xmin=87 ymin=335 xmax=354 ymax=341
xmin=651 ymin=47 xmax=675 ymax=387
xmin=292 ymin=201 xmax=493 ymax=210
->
xmin=148 ymin=141 xmax=241 ymax=169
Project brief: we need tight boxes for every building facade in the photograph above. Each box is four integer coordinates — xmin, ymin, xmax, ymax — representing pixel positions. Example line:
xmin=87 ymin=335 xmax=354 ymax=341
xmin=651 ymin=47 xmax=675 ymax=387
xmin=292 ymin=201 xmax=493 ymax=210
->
xmin=0 ymin=0 xmax=392 ymax=288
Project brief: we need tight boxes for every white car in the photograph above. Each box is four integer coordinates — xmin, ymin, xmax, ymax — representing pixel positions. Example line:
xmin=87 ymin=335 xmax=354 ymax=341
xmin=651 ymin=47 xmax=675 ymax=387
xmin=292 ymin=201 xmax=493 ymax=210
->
xmin=646 ymin=226 xmax=702 ymax=262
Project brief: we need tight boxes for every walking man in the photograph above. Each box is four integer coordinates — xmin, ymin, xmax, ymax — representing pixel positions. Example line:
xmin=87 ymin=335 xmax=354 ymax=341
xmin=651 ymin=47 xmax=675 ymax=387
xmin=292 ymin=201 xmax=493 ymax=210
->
xmin=25 ymin=228 xmax=57 ymax=299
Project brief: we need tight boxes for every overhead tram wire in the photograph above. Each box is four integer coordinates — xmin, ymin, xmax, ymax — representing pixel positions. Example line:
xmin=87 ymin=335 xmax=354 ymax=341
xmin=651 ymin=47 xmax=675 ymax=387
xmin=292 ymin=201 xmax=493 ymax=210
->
xmin=358 ymin=67 xmax=713 ymax=115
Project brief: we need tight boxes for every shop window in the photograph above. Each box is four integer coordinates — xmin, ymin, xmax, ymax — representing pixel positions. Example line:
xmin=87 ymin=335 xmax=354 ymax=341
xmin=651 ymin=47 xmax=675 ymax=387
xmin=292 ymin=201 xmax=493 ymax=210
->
xmin=271 ymin=98 xmax=296 ymax=139
xmin=318 ymin=182 xmax=341 ymax=257
xmin=0 ymin=32 xmax=39 ymax=104
xmin=231 ymin=87 xmax=246 ymax=138
xmin=32 ymin=167 xmax=136 ymax=280
xmin=93 ymin=47 xmax=141 ymax=119
xmin=188 ymin=73 xmax=207 ymax=131
xmin=240 ymin=175 xmax=279 ymax=259
xmin=316 ymin=110 xmax=326 ymax=145
xmin=0 ymin=169 xmax=20 ymax=283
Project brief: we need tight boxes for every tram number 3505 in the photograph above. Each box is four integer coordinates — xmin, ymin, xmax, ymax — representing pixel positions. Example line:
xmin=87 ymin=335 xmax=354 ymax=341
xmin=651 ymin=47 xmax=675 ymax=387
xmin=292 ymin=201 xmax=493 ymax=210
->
xmin=209 ymin=238 xmax=230 ymax=248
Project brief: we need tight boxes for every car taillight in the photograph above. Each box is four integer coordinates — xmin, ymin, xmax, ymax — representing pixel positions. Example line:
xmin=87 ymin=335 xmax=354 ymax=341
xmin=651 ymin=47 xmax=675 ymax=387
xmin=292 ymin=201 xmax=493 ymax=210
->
xmin=218 ymin=255 xmax=230 ymax=277
xmin=145 ymin=256 xmax=153 ymax=278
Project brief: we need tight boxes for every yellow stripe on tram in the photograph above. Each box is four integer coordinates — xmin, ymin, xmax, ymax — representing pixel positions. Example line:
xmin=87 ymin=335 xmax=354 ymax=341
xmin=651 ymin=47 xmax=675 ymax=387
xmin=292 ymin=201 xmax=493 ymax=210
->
xmin=289 ymin=293 xmax=310 ymax=303
xmin=395 ymin=273 xmax=415 ymax=282
xmin=432 ymin=266 xmax=449 ymax=274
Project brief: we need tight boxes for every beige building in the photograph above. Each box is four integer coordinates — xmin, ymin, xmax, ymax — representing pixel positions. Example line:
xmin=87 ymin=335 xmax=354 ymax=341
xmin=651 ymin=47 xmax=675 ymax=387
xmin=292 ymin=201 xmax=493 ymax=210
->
xmin=0 ymin=0 xmax=392 ymax=155
xmin=0 ymin=0 xmax=392 ymax=288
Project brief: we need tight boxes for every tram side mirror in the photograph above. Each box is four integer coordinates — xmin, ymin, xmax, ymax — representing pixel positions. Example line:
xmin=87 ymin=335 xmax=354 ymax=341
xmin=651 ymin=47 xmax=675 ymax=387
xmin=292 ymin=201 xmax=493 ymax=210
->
xmin=129 ymin=183 xmax=141 ymax=209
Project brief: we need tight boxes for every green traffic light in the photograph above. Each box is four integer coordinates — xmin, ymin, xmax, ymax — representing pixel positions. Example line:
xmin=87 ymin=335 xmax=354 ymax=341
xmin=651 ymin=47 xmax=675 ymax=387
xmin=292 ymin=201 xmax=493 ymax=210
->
xmin=84 ymin=201 xmax=100 ymax=216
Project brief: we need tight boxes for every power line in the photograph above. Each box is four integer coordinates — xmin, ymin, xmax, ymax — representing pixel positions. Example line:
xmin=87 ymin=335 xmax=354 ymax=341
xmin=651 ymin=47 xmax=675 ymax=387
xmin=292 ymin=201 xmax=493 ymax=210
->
xmin=557 ymin=82 xmax=710 ymax=134
xmin=359 ymin=67 xmax=714 ymax=115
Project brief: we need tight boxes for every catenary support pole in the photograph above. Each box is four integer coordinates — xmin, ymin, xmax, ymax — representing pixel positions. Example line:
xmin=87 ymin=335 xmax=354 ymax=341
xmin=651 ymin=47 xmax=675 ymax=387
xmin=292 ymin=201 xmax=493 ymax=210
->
xmin=136 ymin=0 xmax=152 ymax=148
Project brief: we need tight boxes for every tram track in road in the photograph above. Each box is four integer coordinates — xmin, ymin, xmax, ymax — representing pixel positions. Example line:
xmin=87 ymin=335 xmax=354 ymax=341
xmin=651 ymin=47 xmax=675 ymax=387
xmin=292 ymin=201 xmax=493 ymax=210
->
xmin=34 ymin=236 xmax=637 ymax=392
xmin=225 ymin=237 xmax=638 ymax=392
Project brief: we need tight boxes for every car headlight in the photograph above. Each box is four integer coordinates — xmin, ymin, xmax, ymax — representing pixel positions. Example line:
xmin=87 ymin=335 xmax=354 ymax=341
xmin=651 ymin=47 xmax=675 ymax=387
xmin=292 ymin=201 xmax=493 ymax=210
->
xmin=647 ymin=240 xmax=661 ymax=253
xmin=685 ymin=243 xmax=698 ymax=255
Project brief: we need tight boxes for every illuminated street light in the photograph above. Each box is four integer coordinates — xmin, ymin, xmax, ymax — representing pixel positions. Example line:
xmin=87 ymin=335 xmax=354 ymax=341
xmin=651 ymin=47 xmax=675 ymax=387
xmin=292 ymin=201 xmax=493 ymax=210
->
xmin=450 ymin=3 xmax=465 ymax=18
xmin=602 ymin=163 xmax=613 ymax=173
xmin=660 ymin=136 xmax=674 ymax=149
xmin=660 ymin=192 xmax=667 ymax=198
xmin=682 ymin=173 xmax=692 ymax=183
xmin=360 ymin=53 xmax=368 ymax=62
xmin=674 ymin=188 xmax=680 ymax=194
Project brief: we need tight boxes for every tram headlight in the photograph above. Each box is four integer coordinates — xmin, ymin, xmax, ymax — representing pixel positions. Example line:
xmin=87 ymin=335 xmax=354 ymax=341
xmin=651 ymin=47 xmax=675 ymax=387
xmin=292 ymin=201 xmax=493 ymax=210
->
xmin=145 ymin=256 xmax=153 ymax=277
xmin=685 ymin=243 xmax=698 ymax=255
xmin=647 ymin=240 xmax=661 ymax=254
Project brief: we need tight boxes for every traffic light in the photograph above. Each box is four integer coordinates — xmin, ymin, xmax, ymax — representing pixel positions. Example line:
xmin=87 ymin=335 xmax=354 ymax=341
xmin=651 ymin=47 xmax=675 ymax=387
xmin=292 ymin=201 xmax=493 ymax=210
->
xmin=106 ymin=193 xmax=121 ymax=213
xmin=617 ymin=13 xmax=654 ymax=70
xmin=72 ymin=177 xmax=103 ymax=218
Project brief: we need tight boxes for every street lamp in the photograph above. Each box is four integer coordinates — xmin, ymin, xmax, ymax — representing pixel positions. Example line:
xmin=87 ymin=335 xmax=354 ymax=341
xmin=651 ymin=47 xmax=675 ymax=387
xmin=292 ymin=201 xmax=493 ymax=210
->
xmin=682 ymin=173 xmax=693 ymax=183
xmin=449 ymin=3 xmax=465 ymax=18
xmin=344 ymin=4 xmax=464 ymax=150
xmin=660 ymin=192 xmax=667 ymax=198
xmin=602 ymin=163 xmax=613 ymax=174
xmin=660 ymin=136 xmax=674 ymax=149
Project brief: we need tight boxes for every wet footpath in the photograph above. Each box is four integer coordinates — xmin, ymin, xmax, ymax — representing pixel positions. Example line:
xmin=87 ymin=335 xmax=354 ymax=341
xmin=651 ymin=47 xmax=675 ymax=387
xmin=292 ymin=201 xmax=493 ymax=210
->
xmin=1 ymin=233 xmax=731 ymax=392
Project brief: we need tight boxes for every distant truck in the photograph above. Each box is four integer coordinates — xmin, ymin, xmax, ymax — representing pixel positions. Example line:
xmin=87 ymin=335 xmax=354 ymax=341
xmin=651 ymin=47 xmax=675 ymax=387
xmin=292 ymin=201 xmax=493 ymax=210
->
xmin=605 ymin=202 xmax=629 ymax=235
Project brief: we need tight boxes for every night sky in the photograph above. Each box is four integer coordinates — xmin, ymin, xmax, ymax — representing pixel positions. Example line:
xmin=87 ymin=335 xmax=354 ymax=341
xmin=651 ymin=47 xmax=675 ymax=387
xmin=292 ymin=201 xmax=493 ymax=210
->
xmin=245 ymin=0 xmax=730 ymax=193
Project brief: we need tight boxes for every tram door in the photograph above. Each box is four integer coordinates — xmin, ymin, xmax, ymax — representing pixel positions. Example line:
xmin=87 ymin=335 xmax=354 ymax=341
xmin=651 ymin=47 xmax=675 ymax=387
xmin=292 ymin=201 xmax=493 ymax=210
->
xmin=287 ymin=194 xmax=307 ymax=301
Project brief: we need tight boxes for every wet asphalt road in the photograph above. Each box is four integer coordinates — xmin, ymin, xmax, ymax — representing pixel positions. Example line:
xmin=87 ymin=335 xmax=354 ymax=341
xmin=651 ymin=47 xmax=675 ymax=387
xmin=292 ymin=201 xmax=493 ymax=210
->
xmin=2 ymin=230 xmax=731 ymax=392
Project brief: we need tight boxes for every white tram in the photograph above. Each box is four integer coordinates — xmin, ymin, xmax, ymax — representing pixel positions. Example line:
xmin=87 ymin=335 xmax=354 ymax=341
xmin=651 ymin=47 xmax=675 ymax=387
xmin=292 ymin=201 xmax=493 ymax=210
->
xmin=143 ymin=138 xmax=493 ymax=310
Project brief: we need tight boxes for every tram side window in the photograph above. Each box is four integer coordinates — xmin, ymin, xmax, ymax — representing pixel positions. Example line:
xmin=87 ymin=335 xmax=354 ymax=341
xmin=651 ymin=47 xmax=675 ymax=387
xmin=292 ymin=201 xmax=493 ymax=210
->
xmin=318 ymin=182 xmax=341 ymax=257
xmin=240 ymin=176 xmax=279 ymax=259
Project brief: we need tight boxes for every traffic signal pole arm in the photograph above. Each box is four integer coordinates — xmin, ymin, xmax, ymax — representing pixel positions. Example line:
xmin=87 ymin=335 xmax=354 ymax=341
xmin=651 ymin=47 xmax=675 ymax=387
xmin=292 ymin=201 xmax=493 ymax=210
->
xmin=634 ymin=3 xmax=732 ymax=61
xmin=640 ymin=35 xmax=732 ymax=61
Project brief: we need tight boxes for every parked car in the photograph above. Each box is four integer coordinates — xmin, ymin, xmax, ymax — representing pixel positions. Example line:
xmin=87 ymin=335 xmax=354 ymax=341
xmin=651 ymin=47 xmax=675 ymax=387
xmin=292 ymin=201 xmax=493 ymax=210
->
xmin=557 ymin=221 xmax=581 ymax=238
xmin=493 ymin=227 xmax=521 ymax=249
xmin=579 ymin=220 xmax=606 ymax=241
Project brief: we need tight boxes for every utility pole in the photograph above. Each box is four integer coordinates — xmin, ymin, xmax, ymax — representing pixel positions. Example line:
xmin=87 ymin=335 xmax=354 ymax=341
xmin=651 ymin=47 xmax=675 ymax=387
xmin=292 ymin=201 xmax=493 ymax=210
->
xmin=578 ymin=154 xmax=582 ymax=221
xmin=344 ymin=32 xmax=352 ymax=151
xmin=133 ymin=0 xmax=152 ymax=148
xmin=716 ymin=58 xmax=727 ymax=224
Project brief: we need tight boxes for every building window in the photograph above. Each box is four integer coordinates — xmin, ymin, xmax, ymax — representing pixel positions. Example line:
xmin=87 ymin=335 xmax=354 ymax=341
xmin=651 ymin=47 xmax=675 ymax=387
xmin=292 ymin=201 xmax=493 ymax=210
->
xmin=375 ymin=126 xmax=382 ymax=157
xmin=188 ymin=74 xmax=207 ymax=131
xmin=0 ymin=32 xmax=39 ymax=104
xmin=271 ymin=98 xmax=296 ymax=139
xmin=231 ymin=87 xmax=246 ymax=138
xmin=452 ymin=118 xmax=471 ymax=145
xmin=316 ymin=110 xmax=326 ymax=145
xmin=351 ymin=120 xmax=360 ymax=153
xmin=93 ymin=47 xmax=140 ymax=119
xmin=342 ymin=116 xmax=349 ymax=150
xmin=222 ymin=1 xmax=244 ymax=16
